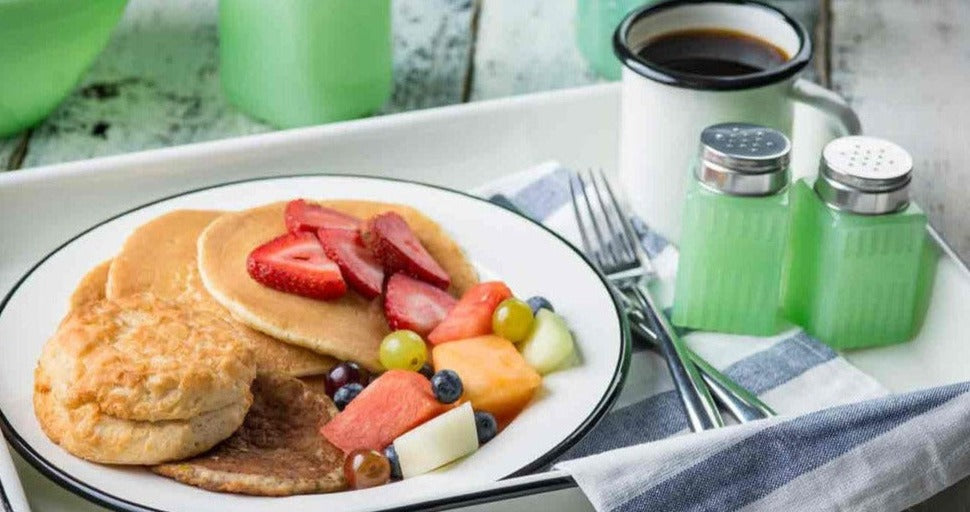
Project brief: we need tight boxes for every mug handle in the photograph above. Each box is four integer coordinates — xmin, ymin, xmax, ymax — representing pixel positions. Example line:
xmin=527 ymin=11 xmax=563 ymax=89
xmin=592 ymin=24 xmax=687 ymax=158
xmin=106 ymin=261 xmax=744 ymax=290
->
xmin=788 ymin=79 xmax=862 ymax=178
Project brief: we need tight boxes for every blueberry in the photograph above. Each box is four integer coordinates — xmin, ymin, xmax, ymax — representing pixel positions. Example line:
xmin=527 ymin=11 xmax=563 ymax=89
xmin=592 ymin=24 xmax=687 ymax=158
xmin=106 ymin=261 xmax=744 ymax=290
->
xmin=384 ymin=444 xmax=403 ymax=480
xmin=474 ymin=411 xmax=498 ymax=445
xmin=333 ymin=383 xmax=364 ymax=411
xmin=430 ymin=370 xmax=463 ymax=404
xmin=418 ymin=363 xmax=435 ymax=380
xmin=526 ymin=296 xmax=554 ymax=315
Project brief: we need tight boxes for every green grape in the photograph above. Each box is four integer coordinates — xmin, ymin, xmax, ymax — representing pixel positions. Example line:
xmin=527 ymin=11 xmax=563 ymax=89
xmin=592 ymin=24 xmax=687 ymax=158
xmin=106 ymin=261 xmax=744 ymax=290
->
xmin=491 ymin=298 xmax=535 ymax=342
xmin=380 ymin=330 xmax=428 ymax=371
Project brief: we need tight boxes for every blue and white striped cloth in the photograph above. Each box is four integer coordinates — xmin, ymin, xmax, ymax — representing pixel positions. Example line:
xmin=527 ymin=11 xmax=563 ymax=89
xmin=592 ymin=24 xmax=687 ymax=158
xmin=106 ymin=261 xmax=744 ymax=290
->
xmin=476 ymin=162 xmax=970 ymax=512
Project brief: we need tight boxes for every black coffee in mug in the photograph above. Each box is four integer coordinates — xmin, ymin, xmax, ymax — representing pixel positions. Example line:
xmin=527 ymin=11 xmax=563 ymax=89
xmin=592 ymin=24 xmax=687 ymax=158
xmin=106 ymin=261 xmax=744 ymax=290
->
xmin=636 ymin=28 xmax=789 ymax=76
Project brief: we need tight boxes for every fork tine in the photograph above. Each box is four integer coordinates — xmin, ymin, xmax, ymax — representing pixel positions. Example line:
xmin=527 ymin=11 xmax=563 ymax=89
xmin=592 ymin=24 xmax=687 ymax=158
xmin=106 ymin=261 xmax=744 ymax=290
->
xmin=597 ymin=169 xmax=655 ymax=273
xmin=589 ymin=169 xmax=635 ymax=264
xmin=579 ymin=170 xmax=615 ymax=269
xmin=569 ymin=174 xmax=599 ymax=267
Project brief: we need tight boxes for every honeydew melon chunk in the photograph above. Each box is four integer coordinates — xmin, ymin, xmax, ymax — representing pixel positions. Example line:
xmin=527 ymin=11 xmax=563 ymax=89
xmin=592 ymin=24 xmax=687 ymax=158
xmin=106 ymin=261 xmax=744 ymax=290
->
xmin=518 ymin=309 xmax=576 ymax=375
xmin=393 ymin=402 xmax=478 ymax=479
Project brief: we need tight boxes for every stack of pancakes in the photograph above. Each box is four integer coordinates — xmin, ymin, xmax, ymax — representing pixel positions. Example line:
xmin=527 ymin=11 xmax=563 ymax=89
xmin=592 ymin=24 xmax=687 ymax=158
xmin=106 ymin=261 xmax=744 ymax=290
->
xmin=34 ymin=200 xmax=478 ymax=495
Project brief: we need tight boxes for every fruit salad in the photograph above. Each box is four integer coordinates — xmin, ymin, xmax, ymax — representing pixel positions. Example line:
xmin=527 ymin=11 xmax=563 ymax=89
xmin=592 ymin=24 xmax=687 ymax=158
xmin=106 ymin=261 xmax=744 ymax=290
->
xmin=247 ymin=199 xmax=579 ymax=489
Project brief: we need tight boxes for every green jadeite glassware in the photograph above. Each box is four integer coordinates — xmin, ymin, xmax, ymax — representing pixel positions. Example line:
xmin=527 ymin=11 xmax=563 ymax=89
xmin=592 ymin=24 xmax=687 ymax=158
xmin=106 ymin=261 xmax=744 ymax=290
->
xmin=0 ymin=0 xmax=128 ymax=137
xmin=219 ymin=0 xmax=392 ymax=128
xmin=673 ymin=179 xmax=791 ymax=335
xmin=673 ymin=124 xmax=793 ymax=336
xmin=576 ymin=0 xmax=651 ymax=80
xmin=783 ymin=179 xmax=937 ymax=349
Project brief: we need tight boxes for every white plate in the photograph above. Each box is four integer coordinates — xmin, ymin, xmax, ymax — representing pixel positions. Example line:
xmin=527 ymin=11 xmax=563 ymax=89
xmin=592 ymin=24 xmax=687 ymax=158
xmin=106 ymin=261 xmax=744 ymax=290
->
xmin=0 ymin=174 xmax=629 ymax=512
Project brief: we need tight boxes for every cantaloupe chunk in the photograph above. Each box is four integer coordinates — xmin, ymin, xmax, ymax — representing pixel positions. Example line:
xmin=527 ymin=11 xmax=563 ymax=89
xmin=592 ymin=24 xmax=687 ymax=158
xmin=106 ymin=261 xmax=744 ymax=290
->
xmin=432 ymin=335 xmax=542 ymax=424
xmin=320 ymin=370 xmax=451 ymax=453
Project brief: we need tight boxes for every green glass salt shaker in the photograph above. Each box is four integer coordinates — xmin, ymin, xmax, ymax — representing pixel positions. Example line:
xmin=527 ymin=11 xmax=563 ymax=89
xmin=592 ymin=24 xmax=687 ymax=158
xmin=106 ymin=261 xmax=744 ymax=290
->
xmin=672 ymin=123 xmax=792 ymax=336
xmin=784 ymin=136 xmax=937 ymax=349
xmin=219 ymin=0 xmax=392 ymax=128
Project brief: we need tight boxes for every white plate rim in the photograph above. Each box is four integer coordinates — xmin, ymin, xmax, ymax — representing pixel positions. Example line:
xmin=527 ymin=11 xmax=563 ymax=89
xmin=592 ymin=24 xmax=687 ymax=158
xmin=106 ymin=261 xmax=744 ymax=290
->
xmin=0 ymin=173 xmax=631 ymax=512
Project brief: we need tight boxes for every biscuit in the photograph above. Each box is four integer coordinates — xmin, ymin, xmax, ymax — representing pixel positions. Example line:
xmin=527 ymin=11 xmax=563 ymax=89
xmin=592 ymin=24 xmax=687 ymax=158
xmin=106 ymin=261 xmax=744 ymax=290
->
xmin=153 ymin=373 xmax=346 ymax=496
xmin=105 ymin=209 xmax=335 ymax=377
xmin=198 ymin=200 xmax=478 ymax=371
xmin=35 ymin=365 xmax=250 ymax=465
xmin=69 ymin=259 xmax=112 ymax=309
xmin=41 ymin=293 xmax=255 ymax=422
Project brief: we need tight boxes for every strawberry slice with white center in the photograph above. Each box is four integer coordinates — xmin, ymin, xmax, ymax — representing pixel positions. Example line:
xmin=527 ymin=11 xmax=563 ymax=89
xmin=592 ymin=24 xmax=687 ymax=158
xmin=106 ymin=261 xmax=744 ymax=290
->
xmin=317 ymin=228 xmax=385 ymax=300
xmin=384 ymin=273 xmax=457 ymax=336
xmin=284 ymin=199 xmax=361 ymax=234
xmin=364 ymin=212 xmax=451 ymax=289
xmin=247 ymin=231 xmax=347 ymax=300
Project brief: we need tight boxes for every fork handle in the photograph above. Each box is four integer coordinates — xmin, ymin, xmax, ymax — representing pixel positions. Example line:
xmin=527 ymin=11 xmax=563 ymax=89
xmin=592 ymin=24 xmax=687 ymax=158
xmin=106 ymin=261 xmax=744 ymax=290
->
xmin=628 ymin=313 xmax=775 ymax=422
xmin=629 ymin=286 xmax=724 ymax=431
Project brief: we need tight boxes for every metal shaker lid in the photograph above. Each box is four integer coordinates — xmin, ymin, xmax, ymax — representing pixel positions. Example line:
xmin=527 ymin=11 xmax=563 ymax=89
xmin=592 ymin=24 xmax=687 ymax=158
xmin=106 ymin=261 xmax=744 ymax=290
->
xmin=815 ymin=136 xmax=912 ymax=214
xmin=696 ymin=123 xmax=791 ymax=196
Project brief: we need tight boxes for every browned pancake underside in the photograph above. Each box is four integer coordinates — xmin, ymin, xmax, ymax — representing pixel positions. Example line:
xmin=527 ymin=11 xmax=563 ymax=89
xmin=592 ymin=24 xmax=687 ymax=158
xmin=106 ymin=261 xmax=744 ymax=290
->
xmin=152 ymin=373 xmax=346 ymax=496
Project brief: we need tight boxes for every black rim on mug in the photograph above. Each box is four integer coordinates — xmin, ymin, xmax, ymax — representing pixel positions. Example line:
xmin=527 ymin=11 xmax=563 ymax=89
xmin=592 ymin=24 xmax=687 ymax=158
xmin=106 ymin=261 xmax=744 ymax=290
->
xmin=613 ymin=0 xmax=812 ymax=91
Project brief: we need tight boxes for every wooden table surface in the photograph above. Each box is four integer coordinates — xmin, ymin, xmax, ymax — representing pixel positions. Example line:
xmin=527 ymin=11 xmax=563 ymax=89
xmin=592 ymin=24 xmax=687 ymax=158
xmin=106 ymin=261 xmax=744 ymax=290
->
xmin=1 ymin=1 xmax=969 ymax=508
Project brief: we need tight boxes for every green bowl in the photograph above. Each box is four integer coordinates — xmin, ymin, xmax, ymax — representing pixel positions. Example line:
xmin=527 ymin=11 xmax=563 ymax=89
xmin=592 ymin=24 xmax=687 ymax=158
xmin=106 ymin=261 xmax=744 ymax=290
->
xmin=0 ymin=0 xmax=127 ymax=137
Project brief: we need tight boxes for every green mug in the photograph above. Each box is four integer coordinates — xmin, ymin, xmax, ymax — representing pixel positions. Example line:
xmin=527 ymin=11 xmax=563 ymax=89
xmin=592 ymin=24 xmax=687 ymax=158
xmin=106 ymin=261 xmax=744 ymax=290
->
xmin=219 ymin=0 xmax=393 ymax=128
xmin=0 ymin=0 xmax=127 ymax=138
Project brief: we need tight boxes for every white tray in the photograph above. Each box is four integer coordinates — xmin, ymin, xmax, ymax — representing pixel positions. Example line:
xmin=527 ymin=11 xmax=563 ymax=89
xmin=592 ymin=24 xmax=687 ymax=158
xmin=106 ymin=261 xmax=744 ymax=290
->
xmin=2 ymin=83 xmax=969 ymax=512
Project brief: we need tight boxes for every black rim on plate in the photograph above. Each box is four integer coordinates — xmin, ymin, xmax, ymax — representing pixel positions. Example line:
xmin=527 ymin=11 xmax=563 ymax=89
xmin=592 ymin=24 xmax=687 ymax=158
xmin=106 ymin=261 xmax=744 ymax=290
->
xmin=0 ymin=174 xmax=631 ymax=512
xmin=613 ymin=0 xmax=812 ymax=91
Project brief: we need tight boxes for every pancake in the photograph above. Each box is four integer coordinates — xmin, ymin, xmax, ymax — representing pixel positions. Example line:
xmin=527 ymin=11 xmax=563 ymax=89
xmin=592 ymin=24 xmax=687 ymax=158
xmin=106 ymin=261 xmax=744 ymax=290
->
xmin=69 ymin=259 xmax=111 ymax=309
xmin=106 ymin=209 xmax=336 ymax=377
xmin=198 ymin=200 xmax=479 ymax=371
xmin=41 ymin=293 xmax=256 ymax=422
xmin=153 ymin=373 xmax=346 ymax=496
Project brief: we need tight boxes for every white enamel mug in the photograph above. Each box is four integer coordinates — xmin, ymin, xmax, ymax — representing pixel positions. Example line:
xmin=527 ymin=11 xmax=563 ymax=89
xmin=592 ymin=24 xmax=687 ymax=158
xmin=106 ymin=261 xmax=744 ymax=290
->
xmin=614 ymin=0 xmax=861 ymax=243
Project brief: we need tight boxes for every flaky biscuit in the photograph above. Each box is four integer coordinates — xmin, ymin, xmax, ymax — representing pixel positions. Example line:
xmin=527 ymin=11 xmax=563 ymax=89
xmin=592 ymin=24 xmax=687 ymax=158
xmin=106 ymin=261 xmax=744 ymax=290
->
xmin=35 ymin=365 xmax=250 ymax=465
xmin=69 ymin=259 xmax=112 ymax=309
xmin=42 ymin=293 xmax=256 ymax=422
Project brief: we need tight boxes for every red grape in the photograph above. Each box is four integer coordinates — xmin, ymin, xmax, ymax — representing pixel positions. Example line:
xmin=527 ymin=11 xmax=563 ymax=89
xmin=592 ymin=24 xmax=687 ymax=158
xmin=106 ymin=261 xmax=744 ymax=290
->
xmin=344 ymin=449 xmax=391 ymax=489
xmin=325 ymin=362 xmax=369 ymax=397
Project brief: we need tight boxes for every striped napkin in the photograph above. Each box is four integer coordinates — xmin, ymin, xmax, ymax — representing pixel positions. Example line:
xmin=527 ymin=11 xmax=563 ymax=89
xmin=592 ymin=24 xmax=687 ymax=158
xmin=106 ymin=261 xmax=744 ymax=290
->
xmin=476 ymin=162 xmax=970 ymax=512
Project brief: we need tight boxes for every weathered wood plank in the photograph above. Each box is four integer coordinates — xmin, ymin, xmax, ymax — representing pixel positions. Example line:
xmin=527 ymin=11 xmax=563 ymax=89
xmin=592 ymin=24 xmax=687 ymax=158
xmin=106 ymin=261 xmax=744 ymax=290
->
xmin=13 ymin=0 xmax=476 ymax=169
xmin=0 ymin=132 xmax=28 ymax=171
xmin=831 ymin=0 xmax=970 ymax=262
xmin=384 ymin=0 xmax=477 ymax=112
xmin=469 ymin=0 xmax=599 ymax=101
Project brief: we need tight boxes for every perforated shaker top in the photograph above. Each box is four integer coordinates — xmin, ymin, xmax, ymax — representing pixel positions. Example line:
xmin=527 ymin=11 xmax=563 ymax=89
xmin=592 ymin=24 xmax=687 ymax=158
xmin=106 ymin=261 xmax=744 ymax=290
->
xmin=815 ymin=136 xmax=913 ymax=214
xmin=696 ymin=123 xmax=791 ymax=196
xmin=821 ymin=136 xmax=912 ymax=191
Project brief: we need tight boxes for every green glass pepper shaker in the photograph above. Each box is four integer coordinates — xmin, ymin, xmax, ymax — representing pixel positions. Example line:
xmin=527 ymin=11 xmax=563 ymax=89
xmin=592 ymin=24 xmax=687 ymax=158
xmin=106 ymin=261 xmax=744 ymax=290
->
xmin=673 ymin=123 xmax=792 ymax=336
xmin=784 ymin=136 xmax=937 ymax=349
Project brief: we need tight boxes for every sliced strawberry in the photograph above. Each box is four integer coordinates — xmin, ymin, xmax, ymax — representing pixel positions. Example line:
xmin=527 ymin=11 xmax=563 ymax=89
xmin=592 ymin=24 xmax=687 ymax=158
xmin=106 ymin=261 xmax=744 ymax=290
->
xmin=364 ymin=212 xmax=451 ymax=289
xmin=427 ymin=281 xmax=513 ymax=345
xmin=317 ymin=228 xmax=385 ymax=299
xmin=284 ymin=199 xmax=361 ymax=234
xmin=384 ymin=273 xmax=457 ymax=336
xmin=247 ymin=232 xmax=347 ymax=300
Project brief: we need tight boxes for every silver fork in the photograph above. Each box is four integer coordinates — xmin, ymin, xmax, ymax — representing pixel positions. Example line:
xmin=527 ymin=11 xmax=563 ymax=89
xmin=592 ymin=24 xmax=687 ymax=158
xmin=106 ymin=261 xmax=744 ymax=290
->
xmin=569 ymin=170 xmax=773 ymax=430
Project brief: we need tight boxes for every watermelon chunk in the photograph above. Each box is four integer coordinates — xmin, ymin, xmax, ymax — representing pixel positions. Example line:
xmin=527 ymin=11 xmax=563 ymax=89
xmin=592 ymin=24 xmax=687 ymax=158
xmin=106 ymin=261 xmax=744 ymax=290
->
xmin=320 ymin=370 xmax=452 ymax=453
xmin=427 ymin=281 xmax=512 ymax=345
